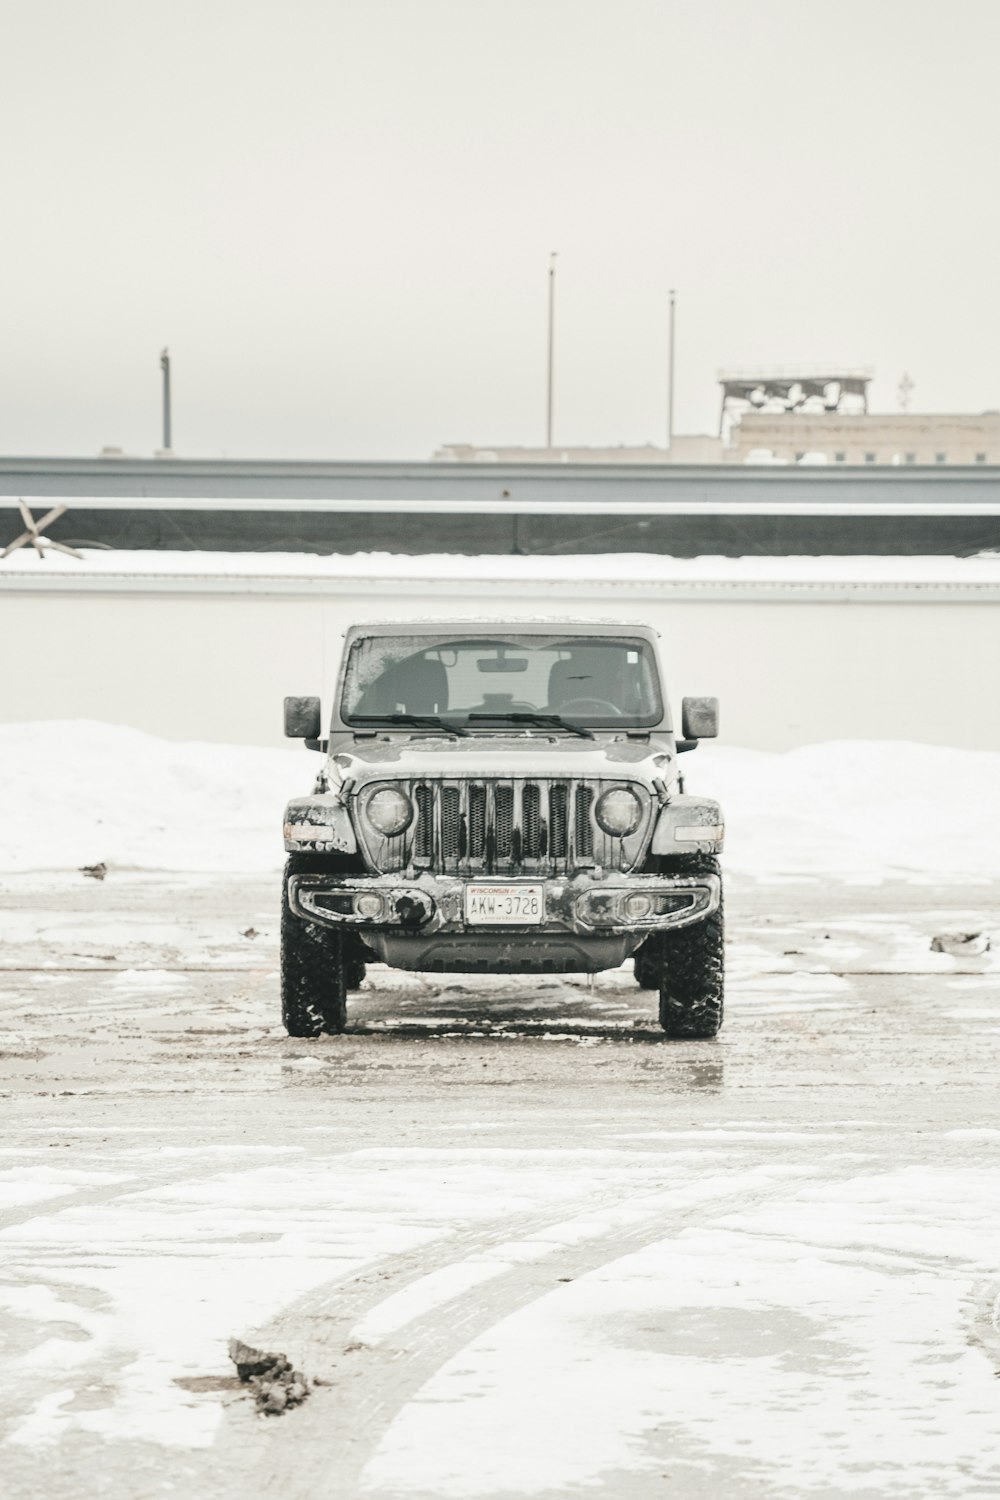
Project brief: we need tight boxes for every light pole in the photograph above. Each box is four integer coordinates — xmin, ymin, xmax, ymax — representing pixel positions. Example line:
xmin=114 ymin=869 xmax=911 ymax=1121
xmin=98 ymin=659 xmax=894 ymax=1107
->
xmin=667 ymin=289 xmax=676 ymax=451
xmin=160 ymin=348 xmax=172 ymax=454
xmin=546 ymin=252 xmax=557 ymax=449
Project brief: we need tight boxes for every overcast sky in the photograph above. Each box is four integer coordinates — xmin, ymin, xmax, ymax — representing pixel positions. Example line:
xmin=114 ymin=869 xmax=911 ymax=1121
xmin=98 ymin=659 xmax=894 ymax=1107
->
xmin=2 ymin=0 xmax=999 ymax=459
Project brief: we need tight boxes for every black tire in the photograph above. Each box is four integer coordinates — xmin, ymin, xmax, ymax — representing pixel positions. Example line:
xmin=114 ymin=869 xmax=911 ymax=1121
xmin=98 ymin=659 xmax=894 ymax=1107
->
xmin=632 ymin=941 xmax=659 ymax=990
xmin=344 ymin=952 xmax=367 ymax=991
xmin=280 ymin=856 xmax=349 ymax=1037
xmin=643 ymin=854 xmax=724 ymax=1038
xmin=657 ymin=894 xmax=724 ymax=1038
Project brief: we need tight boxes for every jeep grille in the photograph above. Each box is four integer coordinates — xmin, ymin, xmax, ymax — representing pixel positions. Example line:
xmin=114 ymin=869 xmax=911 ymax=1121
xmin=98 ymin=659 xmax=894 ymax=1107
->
xmin=356 ymin=779 xmax=650 ymax=876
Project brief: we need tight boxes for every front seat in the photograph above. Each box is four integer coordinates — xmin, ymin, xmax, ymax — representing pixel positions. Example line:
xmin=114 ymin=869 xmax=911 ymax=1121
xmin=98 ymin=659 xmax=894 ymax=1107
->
xmin=397 ymin=656 xmax=449 ymax=715
xmin=547 ymin=650 xmax=621 ymax=711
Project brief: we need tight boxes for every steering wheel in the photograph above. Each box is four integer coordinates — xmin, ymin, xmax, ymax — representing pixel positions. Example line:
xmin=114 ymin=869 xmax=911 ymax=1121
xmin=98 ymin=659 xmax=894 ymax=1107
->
xmin=555 ymin=697 xmax=624 ymax=717
xmin=470 ymin=700 xmax=538 ymax=714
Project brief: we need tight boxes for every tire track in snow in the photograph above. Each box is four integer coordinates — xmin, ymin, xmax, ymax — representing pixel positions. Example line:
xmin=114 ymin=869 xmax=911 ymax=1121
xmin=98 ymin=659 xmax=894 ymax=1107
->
xmin=209 ymin=1159 xmax=850 ymax=1498
xmin=0 ymin=1157 xmax=271 ymax=1235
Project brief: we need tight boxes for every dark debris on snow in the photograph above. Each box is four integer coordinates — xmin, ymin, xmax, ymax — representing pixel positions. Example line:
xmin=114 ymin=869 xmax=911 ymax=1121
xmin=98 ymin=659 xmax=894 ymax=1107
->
xmin=227 ymin=1337 xmax=312 ymax=1415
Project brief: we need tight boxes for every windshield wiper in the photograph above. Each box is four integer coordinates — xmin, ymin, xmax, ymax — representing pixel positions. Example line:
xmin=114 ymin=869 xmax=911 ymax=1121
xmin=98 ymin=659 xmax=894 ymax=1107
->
xmin=467 ymin=712 xmax=594 ymax=740
xmin=351 ymin=714 xmax=470 ymax=737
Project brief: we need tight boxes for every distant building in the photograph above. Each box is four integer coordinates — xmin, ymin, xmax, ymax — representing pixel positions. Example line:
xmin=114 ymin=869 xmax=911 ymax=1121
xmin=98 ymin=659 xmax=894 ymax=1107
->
xmin=437 ymin=364 xmax=1000 ymax=467
xmin=725 ymin=412 xmax=1000 ymax=466
xmin=718 ymin=367 xmax=1000 ymax=465
xmin=433 ymin=435 xmax=724 ymax=464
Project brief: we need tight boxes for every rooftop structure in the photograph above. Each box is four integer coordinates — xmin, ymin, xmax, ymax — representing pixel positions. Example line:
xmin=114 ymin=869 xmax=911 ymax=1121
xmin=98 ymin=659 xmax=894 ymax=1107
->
xmin=717 ymin=366 xmax=872 ymax=439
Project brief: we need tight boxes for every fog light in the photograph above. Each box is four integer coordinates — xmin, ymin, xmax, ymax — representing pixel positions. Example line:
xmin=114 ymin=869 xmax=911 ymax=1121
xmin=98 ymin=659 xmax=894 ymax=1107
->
xmin=623 ymin=892 xmax=653 ymax=920
xmin=354 ymin=892 xmax=386 ymax=920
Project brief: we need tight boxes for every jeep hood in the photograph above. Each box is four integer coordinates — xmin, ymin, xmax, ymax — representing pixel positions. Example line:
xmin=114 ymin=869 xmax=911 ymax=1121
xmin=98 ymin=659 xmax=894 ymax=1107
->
xmin=328 ymin=735 xmax=673 ymax=790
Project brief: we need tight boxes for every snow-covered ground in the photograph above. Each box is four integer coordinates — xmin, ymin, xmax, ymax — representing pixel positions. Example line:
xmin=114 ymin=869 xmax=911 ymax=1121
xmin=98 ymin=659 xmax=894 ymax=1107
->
xmin=0 ymin=720 xmax=996 ymax=880
xmin=2 ymin=720 xmax=999 ymax=1498
xmin=2 ymin=869 xmax=999 ymax=1499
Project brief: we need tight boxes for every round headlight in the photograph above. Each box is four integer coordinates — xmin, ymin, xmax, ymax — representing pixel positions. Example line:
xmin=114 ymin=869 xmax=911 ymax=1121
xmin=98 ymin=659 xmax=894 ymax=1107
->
xmin=366 ymin=787 xmax=413 ymax=836
xmin=595 ymin=787 xmax=641 ymax=837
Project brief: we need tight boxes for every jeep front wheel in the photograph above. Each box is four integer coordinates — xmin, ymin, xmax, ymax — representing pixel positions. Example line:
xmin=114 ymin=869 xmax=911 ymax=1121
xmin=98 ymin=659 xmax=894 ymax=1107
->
xmin=280 ymin=858 xmax=348 ymax=1037
xmin=656 ymin=896 xmax=725 ymax=1038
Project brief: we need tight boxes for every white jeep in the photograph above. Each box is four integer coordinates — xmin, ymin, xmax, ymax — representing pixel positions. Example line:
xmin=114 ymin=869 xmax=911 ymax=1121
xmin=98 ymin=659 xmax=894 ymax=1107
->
xmin=282 ymin=621 xmax=724 ymax=1038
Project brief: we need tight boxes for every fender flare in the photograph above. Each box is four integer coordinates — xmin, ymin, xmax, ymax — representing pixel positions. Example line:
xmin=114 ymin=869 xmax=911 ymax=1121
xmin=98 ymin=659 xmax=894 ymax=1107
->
xmin=650 ymin=794 xmax=725 ymax=856
xmin=283 ymin=795 xmax=358 ymax=855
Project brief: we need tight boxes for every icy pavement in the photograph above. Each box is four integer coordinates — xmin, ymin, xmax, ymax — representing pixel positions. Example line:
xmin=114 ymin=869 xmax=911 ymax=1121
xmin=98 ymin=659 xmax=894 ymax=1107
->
xmin=1 ymin=870 xmax=999 ymax=1499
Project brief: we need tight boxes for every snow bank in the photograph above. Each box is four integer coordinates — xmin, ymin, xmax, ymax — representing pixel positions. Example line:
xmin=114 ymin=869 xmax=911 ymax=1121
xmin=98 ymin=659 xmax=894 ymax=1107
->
xmin=3 ymin=547 xmax=1000 ymax=587
xmin=0 ymin=722 xmax=302 ymax=873
xmin=0 ymin=722 xmax=995 ymax=879
xmin=688 ymin=739 xmax=998 ymax=880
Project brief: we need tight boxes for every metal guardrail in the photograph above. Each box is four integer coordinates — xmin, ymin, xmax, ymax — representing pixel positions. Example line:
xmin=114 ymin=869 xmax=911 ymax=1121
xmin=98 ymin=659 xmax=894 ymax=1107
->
xmin=1 ymin=461 xmax=999 ymax=556
xmin=1 ymin=456 xmax=1000 ymax=503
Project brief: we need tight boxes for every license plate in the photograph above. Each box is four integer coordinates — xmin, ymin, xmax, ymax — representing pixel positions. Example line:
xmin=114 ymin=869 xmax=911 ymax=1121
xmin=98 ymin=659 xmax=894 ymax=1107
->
xmin=465 ymin=884 xmax=544 ymax=925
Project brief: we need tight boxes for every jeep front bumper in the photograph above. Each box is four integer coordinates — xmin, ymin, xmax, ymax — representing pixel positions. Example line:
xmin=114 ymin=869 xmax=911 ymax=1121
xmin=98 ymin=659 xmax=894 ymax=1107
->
xmin=289 ymin=871 xmax=720 ymax=937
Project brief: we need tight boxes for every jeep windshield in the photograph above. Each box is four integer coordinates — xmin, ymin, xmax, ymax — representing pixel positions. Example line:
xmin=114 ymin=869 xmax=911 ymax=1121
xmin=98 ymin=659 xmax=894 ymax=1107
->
xmin=341 ymin=633 xmax=663 ymax=730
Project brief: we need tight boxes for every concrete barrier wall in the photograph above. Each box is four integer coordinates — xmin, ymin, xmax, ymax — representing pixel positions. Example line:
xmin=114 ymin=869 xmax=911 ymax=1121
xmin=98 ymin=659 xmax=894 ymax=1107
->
xmin=3 ymin=582 xmax=996 ymax=750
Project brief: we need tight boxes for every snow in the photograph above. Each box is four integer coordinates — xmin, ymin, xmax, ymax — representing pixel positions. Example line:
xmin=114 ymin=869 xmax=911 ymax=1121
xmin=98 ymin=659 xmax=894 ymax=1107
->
xmin=2 ymin=859 xmax=998 ymax=1489
xmin=1 ymin=708 xmax=997 ymax=1483
xmin=1 ymin=1148 xmax=736 ymax=1452
xmin=0 ymin=721 xmax=301 ymax=873
xmin=0 ymin=1166 xmax=130 ymax=1209
xmin=4 ymin=1254 xmax=344 ymax=1450
xmin=362 ymin=1167 xmax=1000 ymax=1497
xmin=2 ymin=546 xmax=1000 ymax=588
xmin=0 ymin=720 xmax=997 ymax=881
xmin=352 ymin=1263 xmax=505 ymax=1345
xmin=686 ymin=738 xmax=1000 ymax=880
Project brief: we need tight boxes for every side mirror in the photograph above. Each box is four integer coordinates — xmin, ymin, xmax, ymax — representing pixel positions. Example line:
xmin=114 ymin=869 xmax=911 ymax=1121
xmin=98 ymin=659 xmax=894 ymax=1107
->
xmin=681 ymin=696 xmax=719 ymax=741
xmin=284 ymin=695 xmax=321 ymax=740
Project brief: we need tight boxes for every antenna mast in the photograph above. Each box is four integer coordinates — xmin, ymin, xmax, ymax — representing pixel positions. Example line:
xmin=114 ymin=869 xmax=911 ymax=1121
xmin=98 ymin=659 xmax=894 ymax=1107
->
xmin=546 ymin=252 xmax=557 ymax=448
xmin=160 ymin=348 xmax=173 ymax=454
